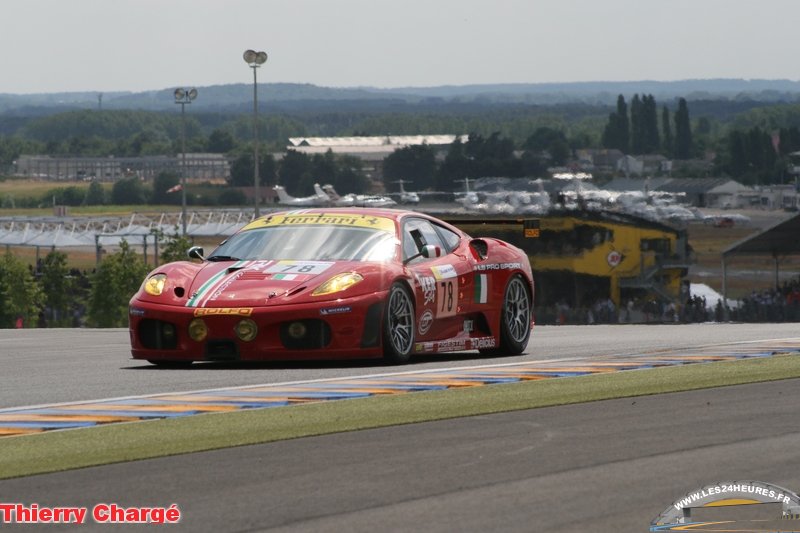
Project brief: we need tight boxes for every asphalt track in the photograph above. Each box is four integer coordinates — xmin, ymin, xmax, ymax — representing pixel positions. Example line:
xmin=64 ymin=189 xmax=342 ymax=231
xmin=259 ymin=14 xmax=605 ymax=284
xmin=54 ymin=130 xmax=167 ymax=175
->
xmin=2 ymin=323 xmax=799 ymax=408
xmin=1 ymin=380 xmax=799 ymax=532
xmin=1 ymin=324 xmax=800 ymax=532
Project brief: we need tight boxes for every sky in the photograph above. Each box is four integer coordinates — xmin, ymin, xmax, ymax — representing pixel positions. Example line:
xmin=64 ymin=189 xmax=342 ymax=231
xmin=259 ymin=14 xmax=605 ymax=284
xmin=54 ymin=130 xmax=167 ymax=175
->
xmin=2 ymin=0 xmax=800 ymax=94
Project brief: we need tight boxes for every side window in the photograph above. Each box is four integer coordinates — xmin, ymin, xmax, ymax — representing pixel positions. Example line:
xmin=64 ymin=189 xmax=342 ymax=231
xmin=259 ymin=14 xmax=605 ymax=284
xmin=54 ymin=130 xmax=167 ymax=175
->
xmin=433 ymin=224 xmax=461 ymax=253
xmin=402 ymin=218 xmax=446 ymax=263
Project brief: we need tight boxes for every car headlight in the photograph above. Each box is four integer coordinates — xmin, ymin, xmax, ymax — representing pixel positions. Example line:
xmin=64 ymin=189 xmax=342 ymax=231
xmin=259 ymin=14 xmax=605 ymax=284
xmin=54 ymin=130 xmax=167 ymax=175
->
xmin=188 ymin=318 xmax=208 ymax=342
xmin=311 ymin=272 xmax=364 ymax=296
xmin=235 ymin=319 xmax=258 ymax=342
xmin=144 ymin=274 xmax=167 ymax=296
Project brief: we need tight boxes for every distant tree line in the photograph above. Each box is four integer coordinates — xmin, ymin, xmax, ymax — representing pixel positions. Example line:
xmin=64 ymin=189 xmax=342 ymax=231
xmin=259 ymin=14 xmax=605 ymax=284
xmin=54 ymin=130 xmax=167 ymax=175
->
xmin=4 ymin=95 xmax=800 ymax=187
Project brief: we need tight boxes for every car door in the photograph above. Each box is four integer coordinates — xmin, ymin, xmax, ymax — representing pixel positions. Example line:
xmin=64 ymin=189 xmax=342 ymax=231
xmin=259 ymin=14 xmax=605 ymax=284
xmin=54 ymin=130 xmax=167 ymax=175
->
xmin=402 ymin=217 xmax=473 ymax=342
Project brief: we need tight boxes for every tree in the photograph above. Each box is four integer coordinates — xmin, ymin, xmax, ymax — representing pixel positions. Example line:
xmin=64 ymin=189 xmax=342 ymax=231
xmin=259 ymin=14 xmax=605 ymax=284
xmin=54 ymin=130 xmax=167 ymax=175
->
xmin=437 ymin=137 xmax=470 ymax=191
xmin=674 ymin=98 xmax=694 ymax=159
xmin=462 ymin=132 xmax=522 ymax=178
xmin=158 ymin=231 xmax=195 ymax=264
xmin=85 ymin=180 xmax=106 ymax=205
xmin=218 ymin=188 xmax=247 ymax=206
xmin=150 ymin=172 xmax=181 ymax=205
xmin=601 ymin=95 xmax=630 ymax=152
xmin=278 ymin=150 xmax=314 ymax=196
xmin=330 ymin=154 xmax=369 ymax=194
xmin=0 ymin=252 xmax=43 ymax=328
xmin=383 ymin=144 xmax=437 ymax=191
xmin=207 ymin=128 xmax=237 ymax=153
xmin=726 ymin=130 xmax=748 ymax=177
xmin=87 ymin=241 xmax=150 ymax=327
xmin=661 ymin=106 xmax=673 ymax=157
xmin=779 ymin=127 xmax=800 ymax=156
xmin=630 ymin=94 xmax=644 ymax=154
xmin=523 ymin=127 xmax=571 ymax=167
xmin=38 ymin=251 xmax=74 ymax=326
xmin=642 ymin=95 xmax=660 ymax=153
xmin=45 ymin=186 xmax=85 ymax=206
xmin=111 ymin=177 xmax=148 ymax=205
xmin=228 ymin=149 xmax=277 ymax=187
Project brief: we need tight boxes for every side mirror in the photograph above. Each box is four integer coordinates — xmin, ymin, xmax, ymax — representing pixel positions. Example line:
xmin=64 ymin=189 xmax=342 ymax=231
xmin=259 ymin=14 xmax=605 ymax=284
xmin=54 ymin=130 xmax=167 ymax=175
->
xmin=403 ymin=244 xmax=442 ymax=265
xmin=421 ymin=245 xmax=442 ymax=259
xmin=187 ymin=246 xmax=205 ymax=261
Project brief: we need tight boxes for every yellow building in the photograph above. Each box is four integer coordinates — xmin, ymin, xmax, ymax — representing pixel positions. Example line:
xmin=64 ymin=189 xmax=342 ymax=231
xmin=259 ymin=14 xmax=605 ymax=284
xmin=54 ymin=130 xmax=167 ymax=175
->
xmin=450 ymin=211 xmax=691 ymax=310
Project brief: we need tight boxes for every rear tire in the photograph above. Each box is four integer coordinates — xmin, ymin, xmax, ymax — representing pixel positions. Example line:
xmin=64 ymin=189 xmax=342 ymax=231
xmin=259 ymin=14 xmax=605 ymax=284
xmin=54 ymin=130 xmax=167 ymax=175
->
xmin=382 ymin=283 xmax=415 ymax=364
xmin=481 ymin=274 xmax=531 ymax=355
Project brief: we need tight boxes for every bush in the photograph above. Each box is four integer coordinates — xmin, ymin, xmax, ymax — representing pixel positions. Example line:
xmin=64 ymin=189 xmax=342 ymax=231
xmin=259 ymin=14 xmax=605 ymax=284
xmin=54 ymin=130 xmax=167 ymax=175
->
xmin=218 ymin=188 xmax=247 ymax=206
xmin=86 ymin=241 xmax=150 ymax=327
xmin=0 ymin=252 xmax=44 ymax=328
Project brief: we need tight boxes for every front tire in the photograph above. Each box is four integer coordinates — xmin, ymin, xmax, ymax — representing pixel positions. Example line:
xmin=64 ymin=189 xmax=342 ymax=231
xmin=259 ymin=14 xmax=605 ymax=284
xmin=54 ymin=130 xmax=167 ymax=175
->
xmin=482 ymin=274 xmax=532 ymax=355
xmin=382 ymin=283 xmax=415 ymax=364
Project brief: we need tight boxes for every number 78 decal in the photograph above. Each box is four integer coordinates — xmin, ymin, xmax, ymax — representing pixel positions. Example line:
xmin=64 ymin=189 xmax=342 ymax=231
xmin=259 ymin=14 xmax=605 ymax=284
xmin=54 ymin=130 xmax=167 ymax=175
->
xmin=266 ymin=261 xmax=334 ymax=275
xmin=431 ymin=264 xmax=458 ymax=317
xmin=437 ymin=279 xmax=458 ymax=317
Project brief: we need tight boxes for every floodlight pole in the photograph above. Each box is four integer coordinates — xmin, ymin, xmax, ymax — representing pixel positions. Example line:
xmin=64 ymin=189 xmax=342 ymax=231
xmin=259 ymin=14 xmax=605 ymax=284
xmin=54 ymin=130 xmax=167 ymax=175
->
xmin=244 ymin=50 xmax=268 ymax=218
xmin=174 ymin=88 xmax=197 ymax=235
xmin=252 ymin=65 xmax=260 ymax=218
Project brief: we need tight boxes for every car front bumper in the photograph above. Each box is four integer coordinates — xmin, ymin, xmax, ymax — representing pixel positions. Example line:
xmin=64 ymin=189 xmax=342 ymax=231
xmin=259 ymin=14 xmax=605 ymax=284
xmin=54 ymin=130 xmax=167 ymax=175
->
xmin=129 ymin=291 xmax=387 ymax=362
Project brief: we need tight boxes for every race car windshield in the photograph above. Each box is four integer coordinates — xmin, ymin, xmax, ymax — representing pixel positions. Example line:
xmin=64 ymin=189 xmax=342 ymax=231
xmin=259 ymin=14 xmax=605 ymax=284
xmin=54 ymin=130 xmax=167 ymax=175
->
xmin=208 ymin=225 xmax=398 ymax=262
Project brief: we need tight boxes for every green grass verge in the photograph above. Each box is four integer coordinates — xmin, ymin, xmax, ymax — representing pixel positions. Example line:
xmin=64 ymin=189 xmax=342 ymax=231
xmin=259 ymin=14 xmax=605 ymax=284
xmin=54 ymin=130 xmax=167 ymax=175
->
xmin=2 ymin=354 xmax=799 ymax=480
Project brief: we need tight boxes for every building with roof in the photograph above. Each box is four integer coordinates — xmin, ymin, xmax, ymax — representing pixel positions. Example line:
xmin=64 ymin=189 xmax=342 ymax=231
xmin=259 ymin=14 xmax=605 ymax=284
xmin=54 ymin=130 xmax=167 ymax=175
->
xmin=654 ymin=178 xmax=750 ymax=208
xmin=604 ymin=177 xmax=750 ymax=208
xmin=14 ymin=154 xmax=231 ymax=182
xmin=286 ymin=135 xmax=467 ymax=181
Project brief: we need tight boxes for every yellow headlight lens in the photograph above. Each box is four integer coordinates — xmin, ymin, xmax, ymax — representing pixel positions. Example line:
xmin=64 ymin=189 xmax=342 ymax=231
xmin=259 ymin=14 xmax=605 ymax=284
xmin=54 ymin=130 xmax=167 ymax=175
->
xmin=311 ymin=272 xmax=364 ymax=296
xmin=188 ymin=318 xmax=208 ymax=342
xmin=144 ymin=274 xmax=167 ymax=296
xmin=235 ymin=319 xmax=258 ymax=342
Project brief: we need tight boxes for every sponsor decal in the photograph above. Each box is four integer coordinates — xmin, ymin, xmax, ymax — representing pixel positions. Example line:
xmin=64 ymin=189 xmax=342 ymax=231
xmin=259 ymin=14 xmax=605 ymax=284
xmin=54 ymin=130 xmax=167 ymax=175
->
xmin=418 ymin=275 xmax=436 ymax=306
xmin=243 ymin=214 xmax=395 ymax=233
xmin=206 ymin=271 xmax=247 ymax=303
xmin=0 ymin=502 xmax=182 ymax=525
xmin=433 ymin=339 xmax=467 ymax=353
xmin=651 ymin=481 xmax=800 ymax=530
xmin=266 ymin=260 xmax=334 ymax=276
xmin=607 ymin=250 xmax=623 ymax=268
xmin=320 ymin=306 xmax=352 ymax=316
xmin=414 ymin=342 xmax=434 ymax=353
xmin=469 ymin=337 xmax=496 ymax=350
xmin=431 ymin=264 xmax=457 ymax=280
xmin=418 ymin=309 xmax=434 ymax=335
xmin=474 ymin=273 xmax=488 ymax=303
xmin=129 ymin=307 xmax=146 ymax=317
xmin=474 ymin=262 xmax=522 ymax=271
xmin=193 ymin=307 xmax=253 ymax=317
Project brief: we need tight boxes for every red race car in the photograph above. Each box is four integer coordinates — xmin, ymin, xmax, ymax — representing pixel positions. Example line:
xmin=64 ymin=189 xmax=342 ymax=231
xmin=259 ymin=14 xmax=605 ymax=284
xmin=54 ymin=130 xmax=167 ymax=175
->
xmin=129 ymin=208 xmax=534 ymax=365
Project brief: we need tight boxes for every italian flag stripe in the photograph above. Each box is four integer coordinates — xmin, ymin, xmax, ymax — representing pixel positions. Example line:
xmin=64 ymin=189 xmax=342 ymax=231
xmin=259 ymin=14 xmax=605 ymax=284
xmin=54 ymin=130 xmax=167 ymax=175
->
xmin=474 ymin=274 xmax=487 ymax=303
xmin=186 ymin=260 xmax=247 ymax=307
